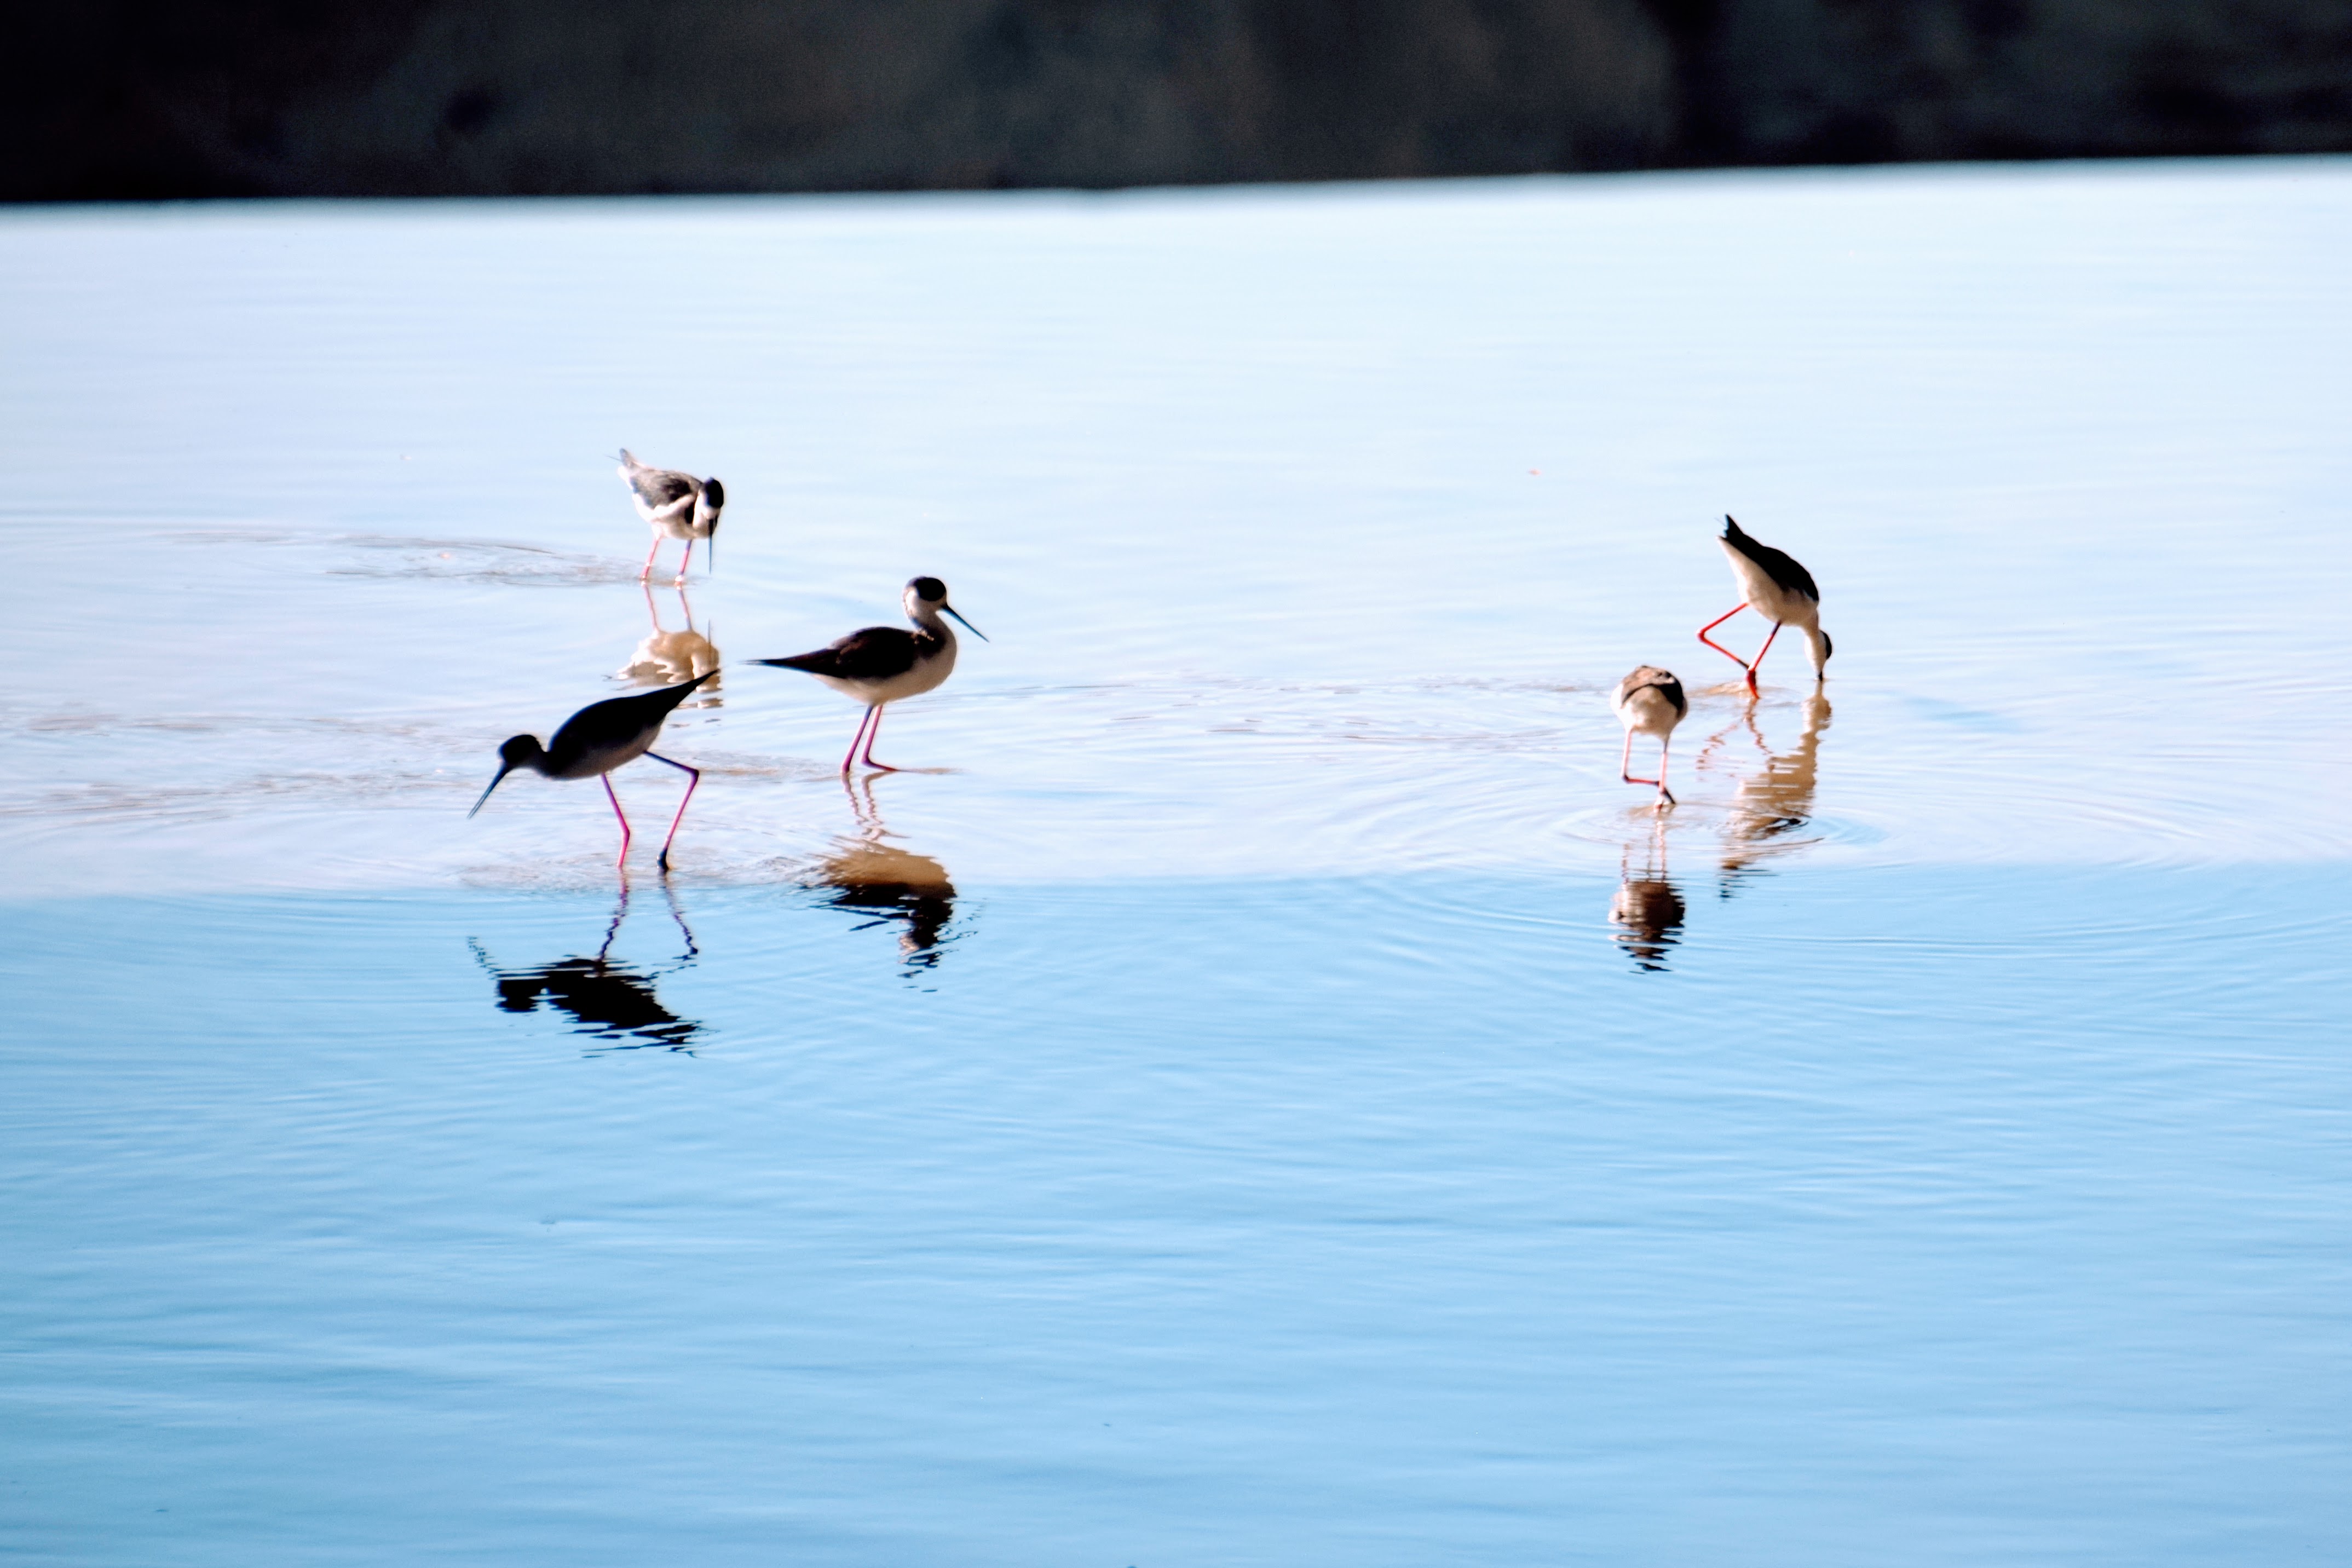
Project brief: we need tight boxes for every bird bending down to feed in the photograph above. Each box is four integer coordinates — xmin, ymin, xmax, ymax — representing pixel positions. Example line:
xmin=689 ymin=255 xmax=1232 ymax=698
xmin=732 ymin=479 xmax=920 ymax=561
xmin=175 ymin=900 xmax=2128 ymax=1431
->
xmin=470 ymin=672 xmax=714 ymax=872
xmin=1698 ymin=515 xmax=1831 ymax=695
xmin=1613 ymin=665 xmax=1687 ymax=809
xmin=618 ymin=449 xmax=725 ymax=584
xmin=752 ymin=576 xmax=985 ymax=774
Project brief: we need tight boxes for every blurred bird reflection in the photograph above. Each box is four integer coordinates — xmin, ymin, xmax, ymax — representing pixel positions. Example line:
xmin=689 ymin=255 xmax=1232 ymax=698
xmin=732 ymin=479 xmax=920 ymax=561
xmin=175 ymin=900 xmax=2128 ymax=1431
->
xmin=1610 ymin=826 xmax=1686 ymax=972
xmin=470 ymin=883 xmax=701 ymax=1052
xmin=811 ymin=777 xmax=960 ymax=973
xmin=618 ymin=583 xmax=722 ymax=699
xmin=1710 ymin=692 xmax=1831 ymax=891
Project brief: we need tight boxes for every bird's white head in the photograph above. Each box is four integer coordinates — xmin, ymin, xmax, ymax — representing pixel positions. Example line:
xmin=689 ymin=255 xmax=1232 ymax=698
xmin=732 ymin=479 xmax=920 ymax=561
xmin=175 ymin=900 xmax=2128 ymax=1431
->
xmin=904 ymin=576 xmax=987 ymax=642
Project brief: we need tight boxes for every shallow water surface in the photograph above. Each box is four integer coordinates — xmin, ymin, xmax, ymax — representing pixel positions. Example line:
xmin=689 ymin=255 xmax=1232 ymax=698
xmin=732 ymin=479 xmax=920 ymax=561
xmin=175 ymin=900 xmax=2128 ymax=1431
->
xmin=2 ymin=162 xmax=2349 ymax=1564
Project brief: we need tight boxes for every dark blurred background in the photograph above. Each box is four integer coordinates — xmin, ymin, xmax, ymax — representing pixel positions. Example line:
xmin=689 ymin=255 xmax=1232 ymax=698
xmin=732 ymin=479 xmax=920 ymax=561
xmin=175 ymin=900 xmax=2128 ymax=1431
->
xmin=11 ymin=0 xmax=2352 ymax=200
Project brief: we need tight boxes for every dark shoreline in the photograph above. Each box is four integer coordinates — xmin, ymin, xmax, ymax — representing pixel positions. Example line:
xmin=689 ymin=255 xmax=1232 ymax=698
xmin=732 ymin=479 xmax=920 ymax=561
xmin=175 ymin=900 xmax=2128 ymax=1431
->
xmin=12 ymin=0 xmax=2352 ymax=203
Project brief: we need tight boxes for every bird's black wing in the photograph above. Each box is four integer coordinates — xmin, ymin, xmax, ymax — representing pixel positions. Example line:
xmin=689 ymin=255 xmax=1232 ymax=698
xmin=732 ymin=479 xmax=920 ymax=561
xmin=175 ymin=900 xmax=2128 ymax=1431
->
xmin=1721 ymin=516 xmax=1820 ymax=601
xmin=755 ymin=627 xmax=922 ymax=681
xmin=626 ymin=466 xmax=697 ymax=512
xmin=1655 ymin=671 xmax=1687 ymax=718
xmin=1618 ymin=667 xmax=1687 ymax=718
xmin=547 ymin=673 xmax=716 ymax=755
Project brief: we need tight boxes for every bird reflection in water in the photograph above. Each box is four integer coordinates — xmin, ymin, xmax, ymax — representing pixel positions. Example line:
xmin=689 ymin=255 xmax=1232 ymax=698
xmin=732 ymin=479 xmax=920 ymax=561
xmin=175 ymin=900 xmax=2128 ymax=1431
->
xmin=618 ymin=582 xmax=723 ymax=698
xmin=1706 ymin=691 xmax=1832 ymax=893
xmin=811 ymin=776 xmax=959 ymax=975
xmin=1610 ymin=824 xmax=1687 ymax=972
xmin=470 ymin=882 xmax=702 ymax=1053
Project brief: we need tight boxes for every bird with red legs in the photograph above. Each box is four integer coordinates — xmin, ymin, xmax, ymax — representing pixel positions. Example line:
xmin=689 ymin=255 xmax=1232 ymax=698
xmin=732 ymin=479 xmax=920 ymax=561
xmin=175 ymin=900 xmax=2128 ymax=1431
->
xmin=470 ymin=672 xmax=713 ymax=872
xmin=1698 ymin=515 xmax=1832 ymax=696
xmin=751 ymin=577 xmax=987 ymax=774
xmin=1612 ymin=665 xmax=1687 ymax=810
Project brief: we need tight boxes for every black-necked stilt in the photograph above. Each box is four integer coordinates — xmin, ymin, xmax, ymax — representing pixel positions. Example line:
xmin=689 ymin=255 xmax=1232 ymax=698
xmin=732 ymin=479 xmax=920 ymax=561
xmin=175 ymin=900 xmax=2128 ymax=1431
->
xmin=1612 ymin=665 xmax=1687 ymax=809
xmin=470 ymin=671 xmax=713 ymax=871
xmin=752 ymin=577 xmax=985 ymax=774
xmin=1698 ymin=515 xmax=1832 ymax=695
xmin=618 ymin=450 xmax=725 ymax=585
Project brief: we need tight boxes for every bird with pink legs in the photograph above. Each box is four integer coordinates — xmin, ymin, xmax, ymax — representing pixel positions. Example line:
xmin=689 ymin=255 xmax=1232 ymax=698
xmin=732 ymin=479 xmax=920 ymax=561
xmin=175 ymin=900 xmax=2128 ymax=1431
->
xmin=1612 ymin=665 xmax=1687 ymax=810
xmin=752 ymin=577 xmax=987 ymax=774
xmin=617 ymin=449 xmax=725 ymax=586
xmin=469 ymin=672 xmax=712 ymax=872
xmin=1698 ymin=515 xmax=1831 ymax=696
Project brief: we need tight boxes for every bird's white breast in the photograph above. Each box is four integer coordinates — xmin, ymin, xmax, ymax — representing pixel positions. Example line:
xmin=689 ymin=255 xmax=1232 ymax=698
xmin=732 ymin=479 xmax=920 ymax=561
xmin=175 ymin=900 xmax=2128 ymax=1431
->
xmin=1721 ymin=540 xmax=1818 ymax=626
xmin=1614 ymin=686 xmax=1683 ymax=738
xmin=820 ymin=639 xmax=958 ymax=706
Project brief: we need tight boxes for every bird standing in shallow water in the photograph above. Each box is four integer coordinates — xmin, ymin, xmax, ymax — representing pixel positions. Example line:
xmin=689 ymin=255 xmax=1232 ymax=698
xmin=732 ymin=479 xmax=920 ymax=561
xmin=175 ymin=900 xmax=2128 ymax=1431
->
xmin=470 ymin=672 xmax=713 ymax=872
xmin=752 ymin=577 xmax=985 ymax=774
xmin=1612 ymin=665 xmax=1687 ymax=809
xmin=618 ymin=450 xmax=725 ymax=585
xmin=1699 ymin=515 xmax=1832 ymax=695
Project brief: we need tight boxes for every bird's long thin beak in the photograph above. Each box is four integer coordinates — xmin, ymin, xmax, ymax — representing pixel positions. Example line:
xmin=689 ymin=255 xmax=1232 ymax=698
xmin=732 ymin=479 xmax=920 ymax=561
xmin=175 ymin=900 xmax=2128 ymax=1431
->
xmin=943 ymin=605 xmax=988 ymax=642
xmin=469 ymin=766 xmax=512 ymax=818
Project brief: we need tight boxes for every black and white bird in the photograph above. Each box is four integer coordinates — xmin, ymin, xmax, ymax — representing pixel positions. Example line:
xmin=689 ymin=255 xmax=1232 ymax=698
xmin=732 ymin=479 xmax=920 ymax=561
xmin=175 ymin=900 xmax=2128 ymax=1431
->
xmin=1699 ymin=515 xmax=1831 ymax=695
xmin=1612 ymin=665 xmax=1687 ymax=809
xmin=618 ymin=450 xmax=725 ymax=585
xmin=470 ymin=672 xmax=713 ymax=871
xmin=752 ymin=577 xmax=985 ymax=774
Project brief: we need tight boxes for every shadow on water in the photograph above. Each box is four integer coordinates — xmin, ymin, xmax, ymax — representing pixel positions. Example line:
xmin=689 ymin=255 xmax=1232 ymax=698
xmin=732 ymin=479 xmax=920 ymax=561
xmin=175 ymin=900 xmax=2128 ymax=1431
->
xmin=617 ymin=581 xmax=722 ymax=699
xmin=1707 ymin=692 xmax=1831 ymax=896
xmin=809 ymin=776 xmax=960 ymax=977
xmin=1610 ymin=825 xmax=1687 ymax=972
xmin=470 ymin=881 xmax=703 ymax=1053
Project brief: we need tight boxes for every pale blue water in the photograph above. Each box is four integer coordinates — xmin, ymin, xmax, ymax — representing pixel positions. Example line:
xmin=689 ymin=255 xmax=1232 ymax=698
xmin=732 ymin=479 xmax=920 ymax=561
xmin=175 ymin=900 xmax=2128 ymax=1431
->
xmin=3 ymin=160 xmax=2350 ymax=1563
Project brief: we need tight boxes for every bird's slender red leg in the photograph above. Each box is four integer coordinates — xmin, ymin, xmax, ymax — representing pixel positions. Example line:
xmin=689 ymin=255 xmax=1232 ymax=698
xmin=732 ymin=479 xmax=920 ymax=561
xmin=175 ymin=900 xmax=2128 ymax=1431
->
xmin=1621 ymin=731 xmax=1661 ymax=789
xmin=1656 ymin=738 xmax=1676 ymax=808
xmin=1698 ymin=603 xmax=1752 ymax=675
xmin=1746 ymin=622 xmax=1783 ymax=695
xmin=861 ymin=705 xmax=900 ymax=773
xmin=841 ymin=706 xmax=878 ymax=774
xmin=645 ymin=752 xmax=700 ymax=872
xmin=603 ymin=774 xmax=633 ymax=869
xmin=675 ymin=539 xmax=693 ymax=584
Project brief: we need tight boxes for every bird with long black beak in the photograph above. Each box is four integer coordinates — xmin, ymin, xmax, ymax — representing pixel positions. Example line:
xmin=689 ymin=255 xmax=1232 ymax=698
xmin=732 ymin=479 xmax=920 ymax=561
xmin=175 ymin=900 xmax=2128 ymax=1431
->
xmin=470 ymin=672 xmax=714 ymax=871
xmin=752 ymin=576 xmax=985 ymax=774
xmin=618 ymin=449 xmax=724 ymax=585
xmin=1699 ymin=515 xmax=1832 ymax=696
xmin=1612 ymin=665 xmax=1687 ymax=809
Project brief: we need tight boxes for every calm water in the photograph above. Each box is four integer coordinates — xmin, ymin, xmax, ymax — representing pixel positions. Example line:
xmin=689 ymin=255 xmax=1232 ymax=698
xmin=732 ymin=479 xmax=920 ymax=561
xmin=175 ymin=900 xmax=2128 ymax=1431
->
xmin=3 ymin=161 xmax=2349 ymax=1563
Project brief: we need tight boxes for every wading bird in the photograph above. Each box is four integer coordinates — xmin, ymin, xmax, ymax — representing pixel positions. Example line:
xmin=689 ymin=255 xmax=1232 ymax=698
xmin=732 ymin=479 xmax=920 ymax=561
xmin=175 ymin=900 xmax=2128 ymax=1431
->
xmin=470 ymin=672 xmax=714 ymax=871
xmin=1612 ymin=665 xmax=1687 ymax=809
xmin=618 ymin=449 xmax=725 ymax=585
xmin=1698 ymin=515 xmax=1831 ymax=695
xmin=753 ymin=577 xmax=985 ymax=774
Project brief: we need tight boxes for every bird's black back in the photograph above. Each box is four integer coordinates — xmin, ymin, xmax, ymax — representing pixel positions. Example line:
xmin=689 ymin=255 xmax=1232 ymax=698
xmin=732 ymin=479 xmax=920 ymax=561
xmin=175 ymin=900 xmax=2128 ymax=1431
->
xmin=545 ymin=672 xmax=714 ymax=769
xmin=1722 ymin=516 xmax=1820 ymax=601
xmin=757 ymin=626 xmax=931 ymax=681
xmin=629 ymin=467 xmax=697 ymax=510
xmin=1622 ymin=667 xmax=1688 ymax=719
